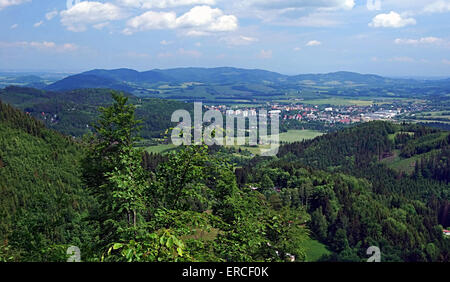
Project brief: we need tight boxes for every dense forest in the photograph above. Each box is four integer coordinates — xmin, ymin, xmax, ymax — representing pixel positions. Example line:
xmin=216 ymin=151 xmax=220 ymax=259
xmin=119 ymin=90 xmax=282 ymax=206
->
xmin=0 ymin=93 xmax=448 ymax=262
xmin=0 ymin=94 xmax=310 ymax=262
xmin=0 ymin=86 xmax=193 ymax=139
xmin=236 ymin=121 xmax=449 ymax=261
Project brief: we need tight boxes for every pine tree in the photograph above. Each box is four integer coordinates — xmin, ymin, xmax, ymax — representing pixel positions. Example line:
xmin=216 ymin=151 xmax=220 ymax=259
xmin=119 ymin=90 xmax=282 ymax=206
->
xmin=82 ymin=92 xmax=144 ymax=248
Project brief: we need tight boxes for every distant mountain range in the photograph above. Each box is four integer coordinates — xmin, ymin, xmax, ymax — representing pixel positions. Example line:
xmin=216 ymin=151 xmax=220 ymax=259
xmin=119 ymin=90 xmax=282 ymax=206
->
xmin=2 ymin=67 xmax=450 ymax=103
xmin=45 ymin=68 xmax=399 ymax=91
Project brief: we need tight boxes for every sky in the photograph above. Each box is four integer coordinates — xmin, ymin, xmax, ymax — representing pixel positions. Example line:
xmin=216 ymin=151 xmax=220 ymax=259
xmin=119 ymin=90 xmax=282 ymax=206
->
xmin=1 ymin=0 xmax=450 ymax=76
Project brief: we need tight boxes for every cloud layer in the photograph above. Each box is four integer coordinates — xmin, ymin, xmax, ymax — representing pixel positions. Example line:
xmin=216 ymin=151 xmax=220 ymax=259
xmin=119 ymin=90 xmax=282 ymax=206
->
xmin=60 ymin=1 xmax=125 ymax=32
xmin=369 ymin=11 xmax=416 ymax=28
xmin=0 ymin=0 xmax=29 ymax=10
xmin=123 ymin=5 xmax=238 ymax=35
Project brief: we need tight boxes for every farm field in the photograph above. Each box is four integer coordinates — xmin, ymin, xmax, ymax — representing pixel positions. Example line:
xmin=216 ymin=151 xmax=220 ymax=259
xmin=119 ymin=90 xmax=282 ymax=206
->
xmin=303 ymin=238 xmax=332 ymax=262
xmin=279 ymin=130 xmax=323 ymax=143
xmin=146 ymin=130 xmax=323 ymax=155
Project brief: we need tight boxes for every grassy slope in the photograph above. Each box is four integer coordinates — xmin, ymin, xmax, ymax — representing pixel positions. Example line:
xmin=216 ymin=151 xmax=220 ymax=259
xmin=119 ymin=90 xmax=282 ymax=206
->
xmin=146 ymin=130 xmax=323 ymax=155
xmin=303 ymin=238 xmax=331 ymax=262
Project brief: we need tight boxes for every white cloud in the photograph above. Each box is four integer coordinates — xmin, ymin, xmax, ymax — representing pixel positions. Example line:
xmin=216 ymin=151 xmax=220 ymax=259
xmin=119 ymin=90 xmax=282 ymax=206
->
xmin=125 ymin=11 xmax=177 ymax=32
xmin=293 ymin=47 xmax=301 ymax=51
xmin=117 ymin=0 xmax=216 ymax=9
xmin=443 ymin=59 xmax=450 ymax=65
xmin=220 ymin=35 xmax=258 ymax=46
xmin=45 ymin=10 xmax=58 ymax=20
xmin=160 ymin=40 xmax=173 ymax=45
xmin=394 ymin=37 xmax=443 ymax=45
xmin=306 ymin=40 xmax=321 ymax=46
xmin=366 ymin=0 xmax=381 ymax=11
xmin=176 ymin=6 xmax=237 ymax=31
xmin=60 ymin=1 xmax=125 ymax=32
xmin=34 ymin=20 xmax=43 ymax=27
xmin=424 ymin=1 xmax=450 ymax=13
xmin=0 ymin=0 xmax=30 ymax=10
xmin=0 ymin=41 xmax=78 ymax=52
xmin=124 ymin=5 xmax=238 ymax=35
xmin=10 ymin=23 xmax=18 ymax=29
xmin=258 ymin=49 xmax=272 ymax=59
xmin=93 ymin=22 xmax=110 ymax=30
xmin=369 ymin=11 xmax=416 ymax=28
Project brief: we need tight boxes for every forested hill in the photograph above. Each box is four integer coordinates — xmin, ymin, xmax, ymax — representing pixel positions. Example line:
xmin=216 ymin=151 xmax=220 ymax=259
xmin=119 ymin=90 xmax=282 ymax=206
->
xmin=0 ymin=95 xmax=315 ymax=262
xmin=1 ymin=96 xmax=449 ymax=262
xmin=235 ymin=121 xmax=449 ymax=261
xmin=0 ymin=86 xmax=192 ymax=138
xmin=0 ymin=100 xmax=96 ymax=261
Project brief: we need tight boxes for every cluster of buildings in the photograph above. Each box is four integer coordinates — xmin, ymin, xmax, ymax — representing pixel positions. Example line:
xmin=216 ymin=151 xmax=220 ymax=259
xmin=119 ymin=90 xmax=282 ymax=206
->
xmin=206 ymin=102 xmax=411 ymax=125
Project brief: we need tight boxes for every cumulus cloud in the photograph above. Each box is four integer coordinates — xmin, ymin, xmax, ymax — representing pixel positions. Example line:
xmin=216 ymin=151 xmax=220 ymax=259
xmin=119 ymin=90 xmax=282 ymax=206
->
xmin=10 ymin=23 xmax=18 ymax=29
xmin=60 ymin=1 xmax=125 ymax=32
xmin=424 ymin=0 xmax=450 ymax=13
xmin=123 ymin=5 xmax=238 ymax=35
xmin=306 ymin=40 xmax=322 ymax=46
xmin=366 ymin=0 xmax=381 ymax=11
xmin=369 ymin=11 xmax=416 ymax=28
xmin=0 ymin=0 xmax=30 ymax=10
xmin=117 ymin=0 xmax=216 ymax=9
xmin=124 ymin=11 xmax=177 ymax=33
xmin=394 ymin=37 xmax=443 ymax=45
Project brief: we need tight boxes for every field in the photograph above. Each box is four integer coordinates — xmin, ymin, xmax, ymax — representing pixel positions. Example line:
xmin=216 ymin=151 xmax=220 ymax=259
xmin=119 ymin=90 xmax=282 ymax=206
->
xmin=279 ymin=130 xmax=323 ymax=143
xmin=302 ymin=98 xmax=374 ymax=106
xmin=145 ymin=144 xmax=177 ymax=154
xmin=303 ymin=238 xmax=331 ymax=262
xmin=146 ymin=129 xmax=323 ymax=155
xmin=381 ymin=149 xmax=442 ymax=174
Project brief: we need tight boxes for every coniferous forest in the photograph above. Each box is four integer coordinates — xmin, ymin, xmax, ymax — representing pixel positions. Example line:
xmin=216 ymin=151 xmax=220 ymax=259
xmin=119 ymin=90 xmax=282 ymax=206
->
xmin=0 ymin=91 xmax=449 ymax=262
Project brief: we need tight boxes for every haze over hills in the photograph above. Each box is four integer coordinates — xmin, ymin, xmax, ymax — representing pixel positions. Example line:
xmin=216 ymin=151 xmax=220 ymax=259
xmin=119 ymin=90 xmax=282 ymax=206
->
xmin=44 ymin=68 xmax=402 ymax=90
xmin=39 ymin=67 xmax=450 ymax=103
xmin=2 ymin=67 xmax=450 ymax=104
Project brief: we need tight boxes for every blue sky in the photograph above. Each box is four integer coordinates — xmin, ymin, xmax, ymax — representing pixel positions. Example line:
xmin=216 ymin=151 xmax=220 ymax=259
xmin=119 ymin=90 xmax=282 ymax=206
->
xmin=1 ymin=0 xmax=450 ymax=76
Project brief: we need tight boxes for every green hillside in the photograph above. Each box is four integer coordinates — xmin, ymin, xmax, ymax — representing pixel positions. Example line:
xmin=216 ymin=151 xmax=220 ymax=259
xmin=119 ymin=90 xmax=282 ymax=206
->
xmin=0 ymin=100 xmax=96 ymax=261
xmin=0 ymin=86 xmax=192 ymax=138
